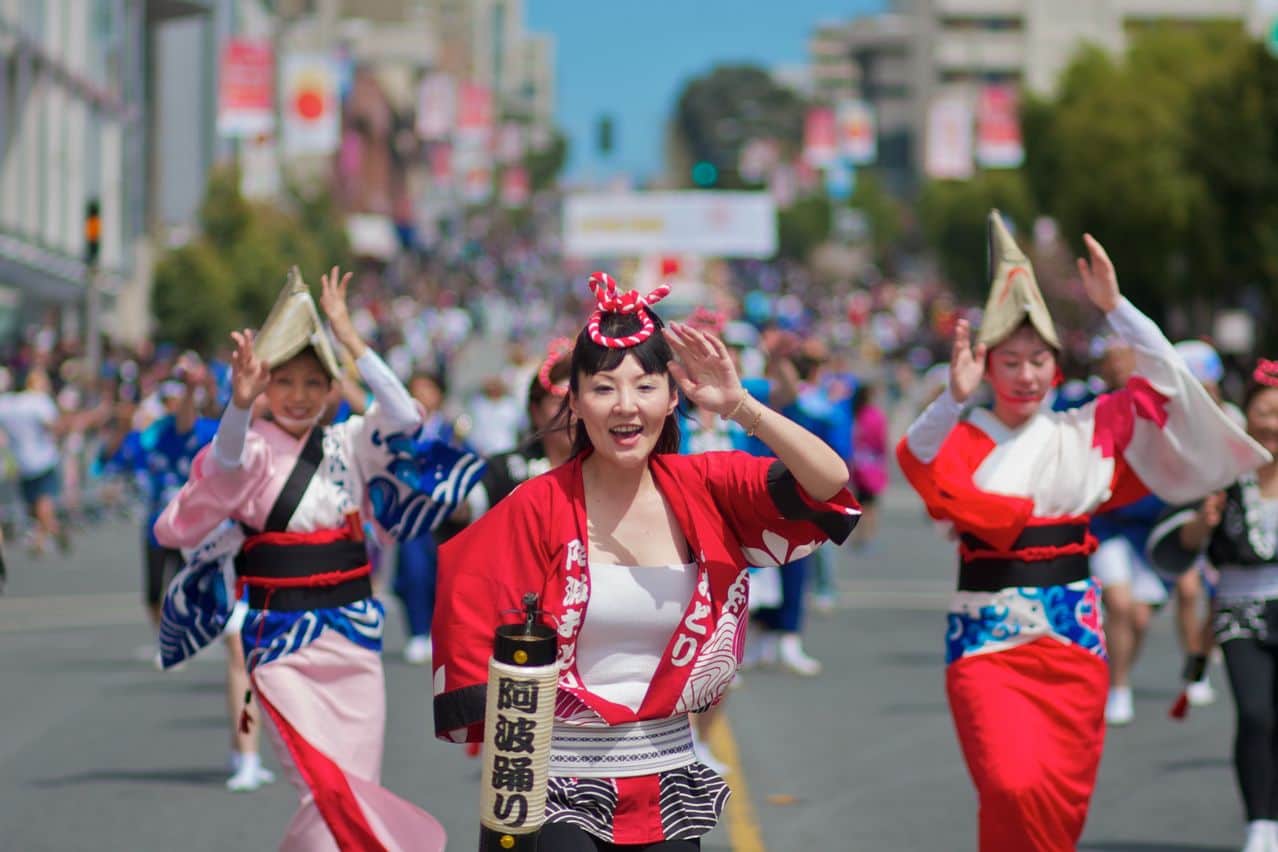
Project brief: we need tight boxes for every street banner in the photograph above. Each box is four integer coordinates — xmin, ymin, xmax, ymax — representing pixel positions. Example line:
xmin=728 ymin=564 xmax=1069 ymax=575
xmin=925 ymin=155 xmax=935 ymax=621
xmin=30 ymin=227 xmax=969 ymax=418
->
xmin=563 ymin=191 xmax=777 ymax=258
xmin=836 ymin=99 xmax=876 ymax=165
xmin=416 ymin=73 xmax=457 ymax=141
xmin=497 ymin=122 xmax=525 ymax=164
xmin=217 ymin=39 xmax=273 ymax=137
xmin=975 ymin=85 xmax=1023 ymax=168
xmin=501 ymin=166 xmax=530 ymax=208
xmin=924 ymin=94 xmax=974 ymax=180
xmin=281 ymin=53 xmax=340 ymax=156
xmin=457 ymin=82 xmax=494 ymax=149
xmin=803 ymin=107 xmax=837 ymax=167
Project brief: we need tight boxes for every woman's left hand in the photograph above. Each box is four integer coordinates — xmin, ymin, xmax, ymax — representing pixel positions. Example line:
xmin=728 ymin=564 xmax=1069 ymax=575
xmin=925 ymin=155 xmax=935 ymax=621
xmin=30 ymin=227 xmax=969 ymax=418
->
xmin=664 ymin=322 xmax=745 ymax=417
xmin=319 ymin=266 xmax=365 ymax=357
xmin=1077 ymin=233 xmax=1121 ymax=313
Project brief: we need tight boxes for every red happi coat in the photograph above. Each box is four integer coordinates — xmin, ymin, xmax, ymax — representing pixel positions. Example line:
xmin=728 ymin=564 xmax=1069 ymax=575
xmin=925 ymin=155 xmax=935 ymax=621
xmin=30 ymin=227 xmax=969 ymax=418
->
xmin=432 ymin=450 xmax=860 ymax=742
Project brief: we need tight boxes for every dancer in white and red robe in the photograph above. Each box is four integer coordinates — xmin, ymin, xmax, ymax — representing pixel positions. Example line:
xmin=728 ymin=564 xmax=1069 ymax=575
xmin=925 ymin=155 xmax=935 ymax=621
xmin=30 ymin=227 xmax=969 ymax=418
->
xmin=434 ymin=273 xmax=860 ymax=850
xmin=897 ymin=213 xmax=1269 ymax=852
xmin=155 ymin=268 xmax=473 ymax=852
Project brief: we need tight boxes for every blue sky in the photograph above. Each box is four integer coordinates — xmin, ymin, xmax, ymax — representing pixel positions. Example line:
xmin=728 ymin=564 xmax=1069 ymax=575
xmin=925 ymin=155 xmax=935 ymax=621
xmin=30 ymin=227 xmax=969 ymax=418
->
xmin=525 ymin=0 xmax=887 ymax=183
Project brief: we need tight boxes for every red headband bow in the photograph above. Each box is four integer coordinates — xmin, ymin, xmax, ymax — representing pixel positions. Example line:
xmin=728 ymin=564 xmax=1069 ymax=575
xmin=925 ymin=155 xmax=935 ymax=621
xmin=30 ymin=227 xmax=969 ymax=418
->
xmin=1254 ymin=358 xmax=1278 ymax=389
xmin=537 ymin=337 xmax=573 ymax=397
xmin=586 ymin=271 xmax=671 ymax=349
xmin=686 ymin=306 xmax=727 ymax=336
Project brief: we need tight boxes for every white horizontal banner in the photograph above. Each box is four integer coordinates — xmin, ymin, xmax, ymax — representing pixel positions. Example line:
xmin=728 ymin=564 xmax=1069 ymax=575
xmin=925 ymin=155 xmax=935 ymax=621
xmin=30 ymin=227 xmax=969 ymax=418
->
xmin=563 ymin=192 xmax=777 ymax=258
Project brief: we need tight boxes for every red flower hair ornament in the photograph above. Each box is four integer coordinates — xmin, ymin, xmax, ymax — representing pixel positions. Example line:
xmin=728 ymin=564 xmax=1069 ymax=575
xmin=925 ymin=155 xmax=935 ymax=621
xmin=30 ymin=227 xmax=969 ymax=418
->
xmin=586 ymin=271 xmax=671 ymax=349
xmin=1254 ymin=358 xmax=1278 ymax=389
xmin=537 ymin=337 xmax=574 ymax=397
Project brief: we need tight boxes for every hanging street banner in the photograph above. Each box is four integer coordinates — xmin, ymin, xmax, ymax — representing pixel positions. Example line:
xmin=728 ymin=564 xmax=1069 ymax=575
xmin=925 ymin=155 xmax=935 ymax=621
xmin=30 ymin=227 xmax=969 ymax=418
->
xmin=803 ymin=107 xmax=837 ymax=167
xmin=217 ymin=39 xmax=274 ymax=137
xmin=975 ymin=85 xmax=1024 ymax=168
xmin=924 ymin=94 xmax=974 ymax=180
xmin=416 ymin=72 xmax=457 ymax=141
xmin=563 ymin=191 xmax=778 ymax=258
xmin=281 ymin=53 xmax=340 ymax=156
xmin=835 ymin=100 xmax=876 ymax=166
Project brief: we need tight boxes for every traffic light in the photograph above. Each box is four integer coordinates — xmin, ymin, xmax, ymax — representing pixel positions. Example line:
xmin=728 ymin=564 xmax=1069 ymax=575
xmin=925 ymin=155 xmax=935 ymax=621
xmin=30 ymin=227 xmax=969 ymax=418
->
xmin=597 ymin=115 xmax=614 ymax=156
xmin=84 ymin=199 xmax=101 ymax=265
xmin=691 ymin=161 xmax=718 ymax=188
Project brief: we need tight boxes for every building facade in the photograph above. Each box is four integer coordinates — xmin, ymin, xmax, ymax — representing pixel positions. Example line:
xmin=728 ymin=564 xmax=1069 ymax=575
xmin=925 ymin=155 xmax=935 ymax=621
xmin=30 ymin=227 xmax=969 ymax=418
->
xmin=815 ymin=0 xmax=1267 ymax=190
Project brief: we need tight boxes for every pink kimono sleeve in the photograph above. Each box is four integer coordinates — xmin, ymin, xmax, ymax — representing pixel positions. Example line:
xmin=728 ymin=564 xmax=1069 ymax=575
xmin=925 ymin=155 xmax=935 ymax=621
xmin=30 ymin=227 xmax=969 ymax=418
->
xmin=152 ymin=435 xmax=272 ymax=550
xmin=432 ymin=482 xmax=553 ymax=743
xmin=698 ymin=451 xmax=861 ymax=567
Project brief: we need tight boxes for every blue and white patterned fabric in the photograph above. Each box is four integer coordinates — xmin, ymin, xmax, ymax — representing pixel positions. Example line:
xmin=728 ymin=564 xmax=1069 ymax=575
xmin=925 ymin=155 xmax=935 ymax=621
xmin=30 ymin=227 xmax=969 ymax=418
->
xmin=945 ymin=579 xmax=1106 ymax=665
xmin=157 ymin=521 xmax=240 ymax=669
xmin=242 ymin=598 xmax=385 ymax=671
xmin=365 ymin=427 xmax=486 ymax=543
xmin=159 ymin=429 xmax=484 ymax=670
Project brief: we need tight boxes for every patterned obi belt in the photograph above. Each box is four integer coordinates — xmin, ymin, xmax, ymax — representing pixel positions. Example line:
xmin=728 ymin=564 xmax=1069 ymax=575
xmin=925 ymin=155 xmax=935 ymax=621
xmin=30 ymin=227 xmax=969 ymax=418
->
xmin=239 ymin=528 xmax=371 ymax=611
xmin=958 ymin=521 xmax=1093 ymax=592
xmin=549 ymin=716 xmax=695 ymax=779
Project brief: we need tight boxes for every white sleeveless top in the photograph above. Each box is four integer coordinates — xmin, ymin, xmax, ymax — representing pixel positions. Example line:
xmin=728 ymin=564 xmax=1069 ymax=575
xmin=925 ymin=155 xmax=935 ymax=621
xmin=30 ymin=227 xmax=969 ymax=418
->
xmin=575 ymin=561 xmax=698 ymax=712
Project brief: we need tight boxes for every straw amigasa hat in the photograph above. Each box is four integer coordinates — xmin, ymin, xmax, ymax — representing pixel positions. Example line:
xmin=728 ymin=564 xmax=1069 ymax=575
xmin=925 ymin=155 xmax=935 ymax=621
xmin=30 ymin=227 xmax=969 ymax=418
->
xmin=253 ymin=266 xmax=344 ymax=380
xmin=977 ymin=209 xmax=1061 ymax=351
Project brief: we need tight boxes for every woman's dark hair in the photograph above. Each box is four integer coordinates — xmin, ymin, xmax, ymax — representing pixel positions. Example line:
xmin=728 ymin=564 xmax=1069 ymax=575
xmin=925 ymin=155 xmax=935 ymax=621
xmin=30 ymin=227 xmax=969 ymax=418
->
xmin=527 ymin=357 xmax=571 ymax=412
xmin=561 ymin=309 xmax=681 ymax=457
xmin=852 ymin=383 xmax=875 ymax=416
xmin=1243 ymin=378 xmax=1278 ymax=414
xmin=275 ymin=345 xmax=334 ymax=384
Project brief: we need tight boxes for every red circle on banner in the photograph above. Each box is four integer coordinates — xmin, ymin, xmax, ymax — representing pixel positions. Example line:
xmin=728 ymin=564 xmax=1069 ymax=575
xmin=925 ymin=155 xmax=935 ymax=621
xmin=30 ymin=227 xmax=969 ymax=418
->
xmin=295 ymin=89 xmax=324 ymax=120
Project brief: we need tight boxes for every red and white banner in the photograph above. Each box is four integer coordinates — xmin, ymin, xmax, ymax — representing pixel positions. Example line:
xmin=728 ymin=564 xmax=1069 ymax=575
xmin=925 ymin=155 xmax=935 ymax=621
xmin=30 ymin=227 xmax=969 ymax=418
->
xmin=416 ymin=73 xmax=457 ymax=141
xmin=835 ymin=100 xmax=876 ymax=165
xmin=803 ymin=107 xmax=837 ymax=167
xmin=429 ymin=143 xmax=453 ymax=187
xmin=975 ymin=85 xmax=1024 ymax=168
xmin=281 ymin=53 xmax=340 ymax=156
xmin=924 ymin=94 xmax=974 ymax=180
xmin=217 ymin=39 xmax=274 ymax=137
xmin=456 ymin=82 xmax=494 ymax=149
xmin=501 ymin=166 xmax=530 ymax=208
xmin=496 ymin=122 xmax=525 ymax=164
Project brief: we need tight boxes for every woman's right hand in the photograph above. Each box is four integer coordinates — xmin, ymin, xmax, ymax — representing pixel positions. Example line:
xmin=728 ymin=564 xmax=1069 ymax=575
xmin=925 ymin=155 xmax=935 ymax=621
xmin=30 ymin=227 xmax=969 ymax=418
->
xmin=1200 ymin=491 xmax=1226 ymax=529
xmin=949 ymin=318 xmax=986 ymax=404
xmin=229 ymin=329 xmax=270 ymax=409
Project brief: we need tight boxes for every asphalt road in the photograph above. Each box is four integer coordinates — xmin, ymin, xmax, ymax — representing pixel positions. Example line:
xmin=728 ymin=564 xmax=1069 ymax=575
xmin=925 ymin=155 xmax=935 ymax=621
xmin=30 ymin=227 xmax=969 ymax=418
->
xmin=0 ymin=484 xmax=1247 ymax=851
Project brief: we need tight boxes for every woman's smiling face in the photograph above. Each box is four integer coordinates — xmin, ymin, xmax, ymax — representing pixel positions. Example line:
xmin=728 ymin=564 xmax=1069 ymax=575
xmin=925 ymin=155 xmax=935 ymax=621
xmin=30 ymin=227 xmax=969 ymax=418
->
xmin=570 ymin=353 xmax=677 ymax=469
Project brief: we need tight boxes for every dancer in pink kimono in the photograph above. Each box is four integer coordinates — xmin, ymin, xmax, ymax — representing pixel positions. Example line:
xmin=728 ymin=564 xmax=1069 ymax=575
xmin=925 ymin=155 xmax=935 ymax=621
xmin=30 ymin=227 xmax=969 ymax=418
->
xmin=155 ymin=267 xmax=458 ymax=852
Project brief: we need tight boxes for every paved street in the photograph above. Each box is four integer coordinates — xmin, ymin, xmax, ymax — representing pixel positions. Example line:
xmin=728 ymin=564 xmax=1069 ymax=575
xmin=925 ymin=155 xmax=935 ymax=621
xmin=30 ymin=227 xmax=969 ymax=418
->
xmin=0 ymin=485 xmax=1245 ymax=851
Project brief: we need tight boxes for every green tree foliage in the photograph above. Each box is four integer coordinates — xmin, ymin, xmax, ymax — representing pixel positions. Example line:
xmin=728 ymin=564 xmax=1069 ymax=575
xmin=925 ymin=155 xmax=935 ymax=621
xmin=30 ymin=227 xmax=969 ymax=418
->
xmin=152 ymin=166 xmax=351 ymax=350
xmin=777 ymin=197 xmax=831 ymax=262
xmin=846 ymin=171 xmax=905 ymax=271
xmin=150 ymin=241 xmax=237 ymax=352
xmin=673 ymin=65 xmax=807 ymax=189
xmin=1185 ymin=40 xmax=1278 ymax=341
xmin=526 ymin=130 xmax=569 ymax=192
xmin=919 ymin=171 xmax=1034 ymax=301
xmin=1021 ymin=24 xmax=1252 ymax=314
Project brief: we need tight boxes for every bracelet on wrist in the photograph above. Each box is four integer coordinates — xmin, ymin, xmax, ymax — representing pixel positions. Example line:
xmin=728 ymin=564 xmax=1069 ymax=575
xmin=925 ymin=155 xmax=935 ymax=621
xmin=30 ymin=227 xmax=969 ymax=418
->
xmin=744 ymin=403 xmax=764 ymax=438
xmin=722 ymin=392 xmax=750 ymax=422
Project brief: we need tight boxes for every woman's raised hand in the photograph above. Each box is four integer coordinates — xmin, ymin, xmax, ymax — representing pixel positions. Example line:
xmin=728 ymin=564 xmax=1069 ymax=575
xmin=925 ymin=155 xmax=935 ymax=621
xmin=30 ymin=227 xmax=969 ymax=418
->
xmin=319 ymin=266 xmax=365 ymax=359
xmin=229 ymin=329 xmax=270 ymax=408
xmin=1077 ymin=234 xmax=1121 ymax=314
xmin=949 ymin=318 xmax=985 ymax=404
xmin=664 ymin=322 xmax=745 ymax=417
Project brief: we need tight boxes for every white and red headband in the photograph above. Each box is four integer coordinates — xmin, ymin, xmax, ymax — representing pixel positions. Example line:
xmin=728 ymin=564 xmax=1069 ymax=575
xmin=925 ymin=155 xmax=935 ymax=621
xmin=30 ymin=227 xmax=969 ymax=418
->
xmin=586 ymin=271 xmax=671 ymax=349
